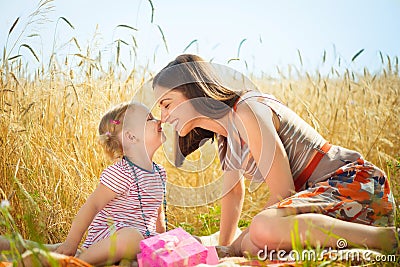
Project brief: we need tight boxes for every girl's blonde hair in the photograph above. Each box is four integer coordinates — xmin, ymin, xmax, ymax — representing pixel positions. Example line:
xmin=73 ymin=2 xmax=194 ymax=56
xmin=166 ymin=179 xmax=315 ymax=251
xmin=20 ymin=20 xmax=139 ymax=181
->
xmin=98 ymin=102 xmax=135 ymax=160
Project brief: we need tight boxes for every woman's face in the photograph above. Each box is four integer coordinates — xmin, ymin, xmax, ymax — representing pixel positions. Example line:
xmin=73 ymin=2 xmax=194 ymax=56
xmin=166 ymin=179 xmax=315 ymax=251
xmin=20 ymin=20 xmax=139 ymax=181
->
xmin=154 ymin=85 xmax=201 ymax=136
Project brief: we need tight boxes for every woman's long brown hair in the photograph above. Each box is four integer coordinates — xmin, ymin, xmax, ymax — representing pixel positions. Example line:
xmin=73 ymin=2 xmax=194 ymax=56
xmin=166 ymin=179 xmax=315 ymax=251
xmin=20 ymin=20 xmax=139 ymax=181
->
xmin=153 ymin=54 xmax=241 ymax=167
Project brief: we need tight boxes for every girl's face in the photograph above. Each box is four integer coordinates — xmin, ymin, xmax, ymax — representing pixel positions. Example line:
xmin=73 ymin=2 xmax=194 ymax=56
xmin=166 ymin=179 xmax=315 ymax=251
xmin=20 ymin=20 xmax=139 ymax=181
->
xmin=124 ymin=104 xmax=166 ymax=149
xmin=154 ymin=85 xmax=201 ymax=137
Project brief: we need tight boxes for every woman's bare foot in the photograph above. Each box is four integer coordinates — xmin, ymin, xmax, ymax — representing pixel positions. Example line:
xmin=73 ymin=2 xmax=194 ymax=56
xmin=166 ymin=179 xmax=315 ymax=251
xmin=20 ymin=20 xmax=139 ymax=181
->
xmin=389 ymin=227 xmax=400 ymax=254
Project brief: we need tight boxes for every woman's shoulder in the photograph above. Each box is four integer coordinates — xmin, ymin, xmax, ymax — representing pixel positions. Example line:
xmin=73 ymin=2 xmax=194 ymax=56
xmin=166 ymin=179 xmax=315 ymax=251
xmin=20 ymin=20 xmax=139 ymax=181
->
xmin=236 ymin=90 xmax=277 ymax=107
xmin=234 ymin=92 xmax=275 ymax=120
xmin=232 ymin=91 xmax=282 ymax=138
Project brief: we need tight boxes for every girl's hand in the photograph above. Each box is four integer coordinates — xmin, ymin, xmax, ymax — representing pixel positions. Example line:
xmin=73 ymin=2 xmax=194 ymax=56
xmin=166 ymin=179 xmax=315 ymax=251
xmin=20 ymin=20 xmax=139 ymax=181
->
xmin=54 ymin=241 xmax=78 ymax=256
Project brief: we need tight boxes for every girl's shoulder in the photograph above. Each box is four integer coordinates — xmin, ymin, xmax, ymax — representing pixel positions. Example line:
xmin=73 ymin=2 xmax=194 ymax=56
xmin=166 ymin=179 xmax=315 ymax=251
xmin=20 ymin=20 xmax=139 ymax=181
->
xmin=101 ymin=158 xmax=132 ymax=179
xmin=100 ymin=158 xmax=133 ymax=194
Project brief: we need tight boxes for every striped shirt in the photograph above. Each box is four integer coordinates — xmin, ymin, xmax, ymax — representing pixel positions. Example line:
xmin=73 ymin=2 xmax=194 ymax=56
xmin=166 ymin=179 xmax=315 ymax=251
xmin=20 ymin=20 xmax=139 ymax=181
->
xmin=82 ymin=158 xmax=166 ymax=248
xmin=218 ymin=91 xmax=360 ymax=190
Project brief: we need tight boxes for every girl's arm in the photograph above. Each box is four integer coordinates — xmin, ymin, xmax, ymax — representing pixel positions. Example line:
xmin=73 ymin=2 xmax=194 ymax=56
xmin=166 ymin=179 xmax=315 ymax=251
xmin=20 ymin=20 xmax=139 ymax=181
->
xmin=55 ymin=184 xmax=117 ymax=256
xmin=156 ymin=205 xmax=166 ymax=233
xmin=219 ymin=170 xmax=245 ymax=246
xmin=234 ymin=101 xmax=294 ymax=206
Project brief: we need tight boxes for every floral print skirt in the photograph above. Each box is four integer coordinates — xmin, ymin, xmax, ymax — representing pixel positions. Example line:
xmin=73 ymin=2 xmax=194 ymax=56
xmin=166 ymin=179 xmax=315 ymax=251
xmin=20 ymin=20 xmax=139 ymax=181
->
xmin=271 ymin=158 xmax=395 ymax=226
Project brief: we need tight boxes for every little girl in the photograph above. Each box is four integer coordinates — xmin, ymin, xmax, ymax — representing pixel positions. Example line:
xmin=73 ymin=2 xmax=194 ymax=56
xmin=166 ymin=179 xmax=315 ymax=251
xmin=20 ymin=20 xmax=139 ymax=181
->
xmin=55 ymin=102 xmax=168 ymax=266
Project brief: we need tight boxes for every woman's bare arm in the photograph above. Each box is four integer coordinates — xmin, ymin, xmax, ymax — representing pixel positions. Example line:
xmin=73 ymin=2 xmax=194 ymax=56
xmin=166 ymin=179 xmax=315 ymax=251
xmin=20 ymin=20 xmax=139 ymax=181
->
xmin=234 ymin=101 xmax=294 ymax=205
xmin=219 ymin=170 xmax=245 ymax=245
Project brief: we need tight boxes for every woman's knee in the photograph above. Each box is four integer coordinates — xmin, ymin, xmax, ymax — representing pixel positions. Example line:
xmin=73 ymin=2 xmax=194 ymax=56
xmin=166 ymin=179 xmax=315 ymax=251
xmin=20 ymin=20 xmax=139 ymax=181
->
xmin=249 ymin=210 xmax=286 ymax=248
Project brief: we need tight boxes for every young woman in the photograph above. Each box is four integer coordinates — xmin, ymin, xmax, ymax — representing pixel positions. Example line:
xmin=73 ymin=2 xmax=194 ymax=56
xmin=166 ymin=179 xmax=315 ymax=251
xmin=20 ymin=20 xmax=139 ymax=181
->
xmin=152 ymin=54 xmax=396 ymax=256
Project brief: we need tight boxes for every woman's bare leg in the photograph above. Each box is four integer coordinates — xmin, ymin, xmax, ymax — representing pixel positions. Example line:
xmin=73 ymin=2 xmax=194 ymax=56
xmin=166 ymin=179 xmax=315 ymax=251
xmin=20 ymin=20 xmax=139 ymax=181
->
xmin=241 ymin=208 xmax=396 ymax=255
xmin=217 ymin=208 xmax=298 ymax=257
xmin=78 ymin=227 xmax=143 ymax=266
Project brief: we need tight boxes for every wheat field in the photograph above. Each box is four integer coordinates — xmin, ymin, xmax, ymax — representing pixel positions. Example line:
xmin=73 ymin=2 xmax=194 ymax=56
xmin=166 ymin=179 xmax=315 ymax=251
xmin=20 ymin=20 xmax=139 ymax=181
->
xmin=1 ymin=56 xmax=399 ymax=243
xmin=1 ymin=1 xmax=399 ymax=246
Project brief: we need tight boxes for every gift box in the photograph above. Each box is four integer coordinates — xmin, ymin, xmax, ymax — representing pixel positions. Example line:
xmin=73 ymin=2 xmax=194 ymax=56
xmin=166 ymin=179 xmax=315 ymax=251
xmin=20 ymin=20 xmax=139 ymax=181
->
xmin=139 ymin=228 xmax=208 ymax=267
xmin=205 ymin=246 xmax=219 ymax=265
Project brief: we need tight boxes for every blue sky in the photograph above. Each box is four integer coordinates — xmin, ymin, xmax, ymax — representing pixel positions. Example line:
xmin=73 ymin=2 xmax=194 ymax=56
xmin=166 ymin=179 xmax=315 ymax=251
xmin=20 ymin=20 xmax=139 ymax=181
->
xmin=1 ymin=0 xmax=399 ymax=76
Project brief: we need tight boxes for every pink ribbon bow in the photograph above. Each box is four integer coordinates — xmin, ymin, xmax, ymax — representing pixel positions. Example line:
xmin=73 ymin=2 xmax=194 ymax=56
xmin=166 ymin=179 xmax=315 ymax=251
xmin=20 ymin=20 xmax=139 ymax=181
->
xmin=152 ymin=235 xmax=195 ymax=265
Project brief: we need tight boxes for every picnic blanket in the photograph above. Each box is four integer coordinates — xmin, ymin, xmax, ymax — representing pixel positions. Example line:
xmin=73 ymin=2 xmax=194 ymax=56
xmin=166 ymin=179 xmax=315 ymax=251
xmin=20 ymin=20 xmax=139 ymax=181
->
xmin=0 ymin=229 xmax=390 ymax=266
xmin=200 ymin=229 xmax=387 ymax=266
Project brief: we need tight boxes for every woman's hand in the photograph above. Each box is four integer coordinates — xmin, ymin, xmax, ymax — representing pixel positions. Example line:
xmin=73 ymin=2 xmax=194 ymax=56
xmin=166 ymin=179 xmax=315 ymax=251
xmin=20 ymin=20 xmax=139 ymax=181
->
xmin=215 ymin=245 xmax=237 ymax=258
xmin=54 ymin=240 xmax=78 ymax=256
